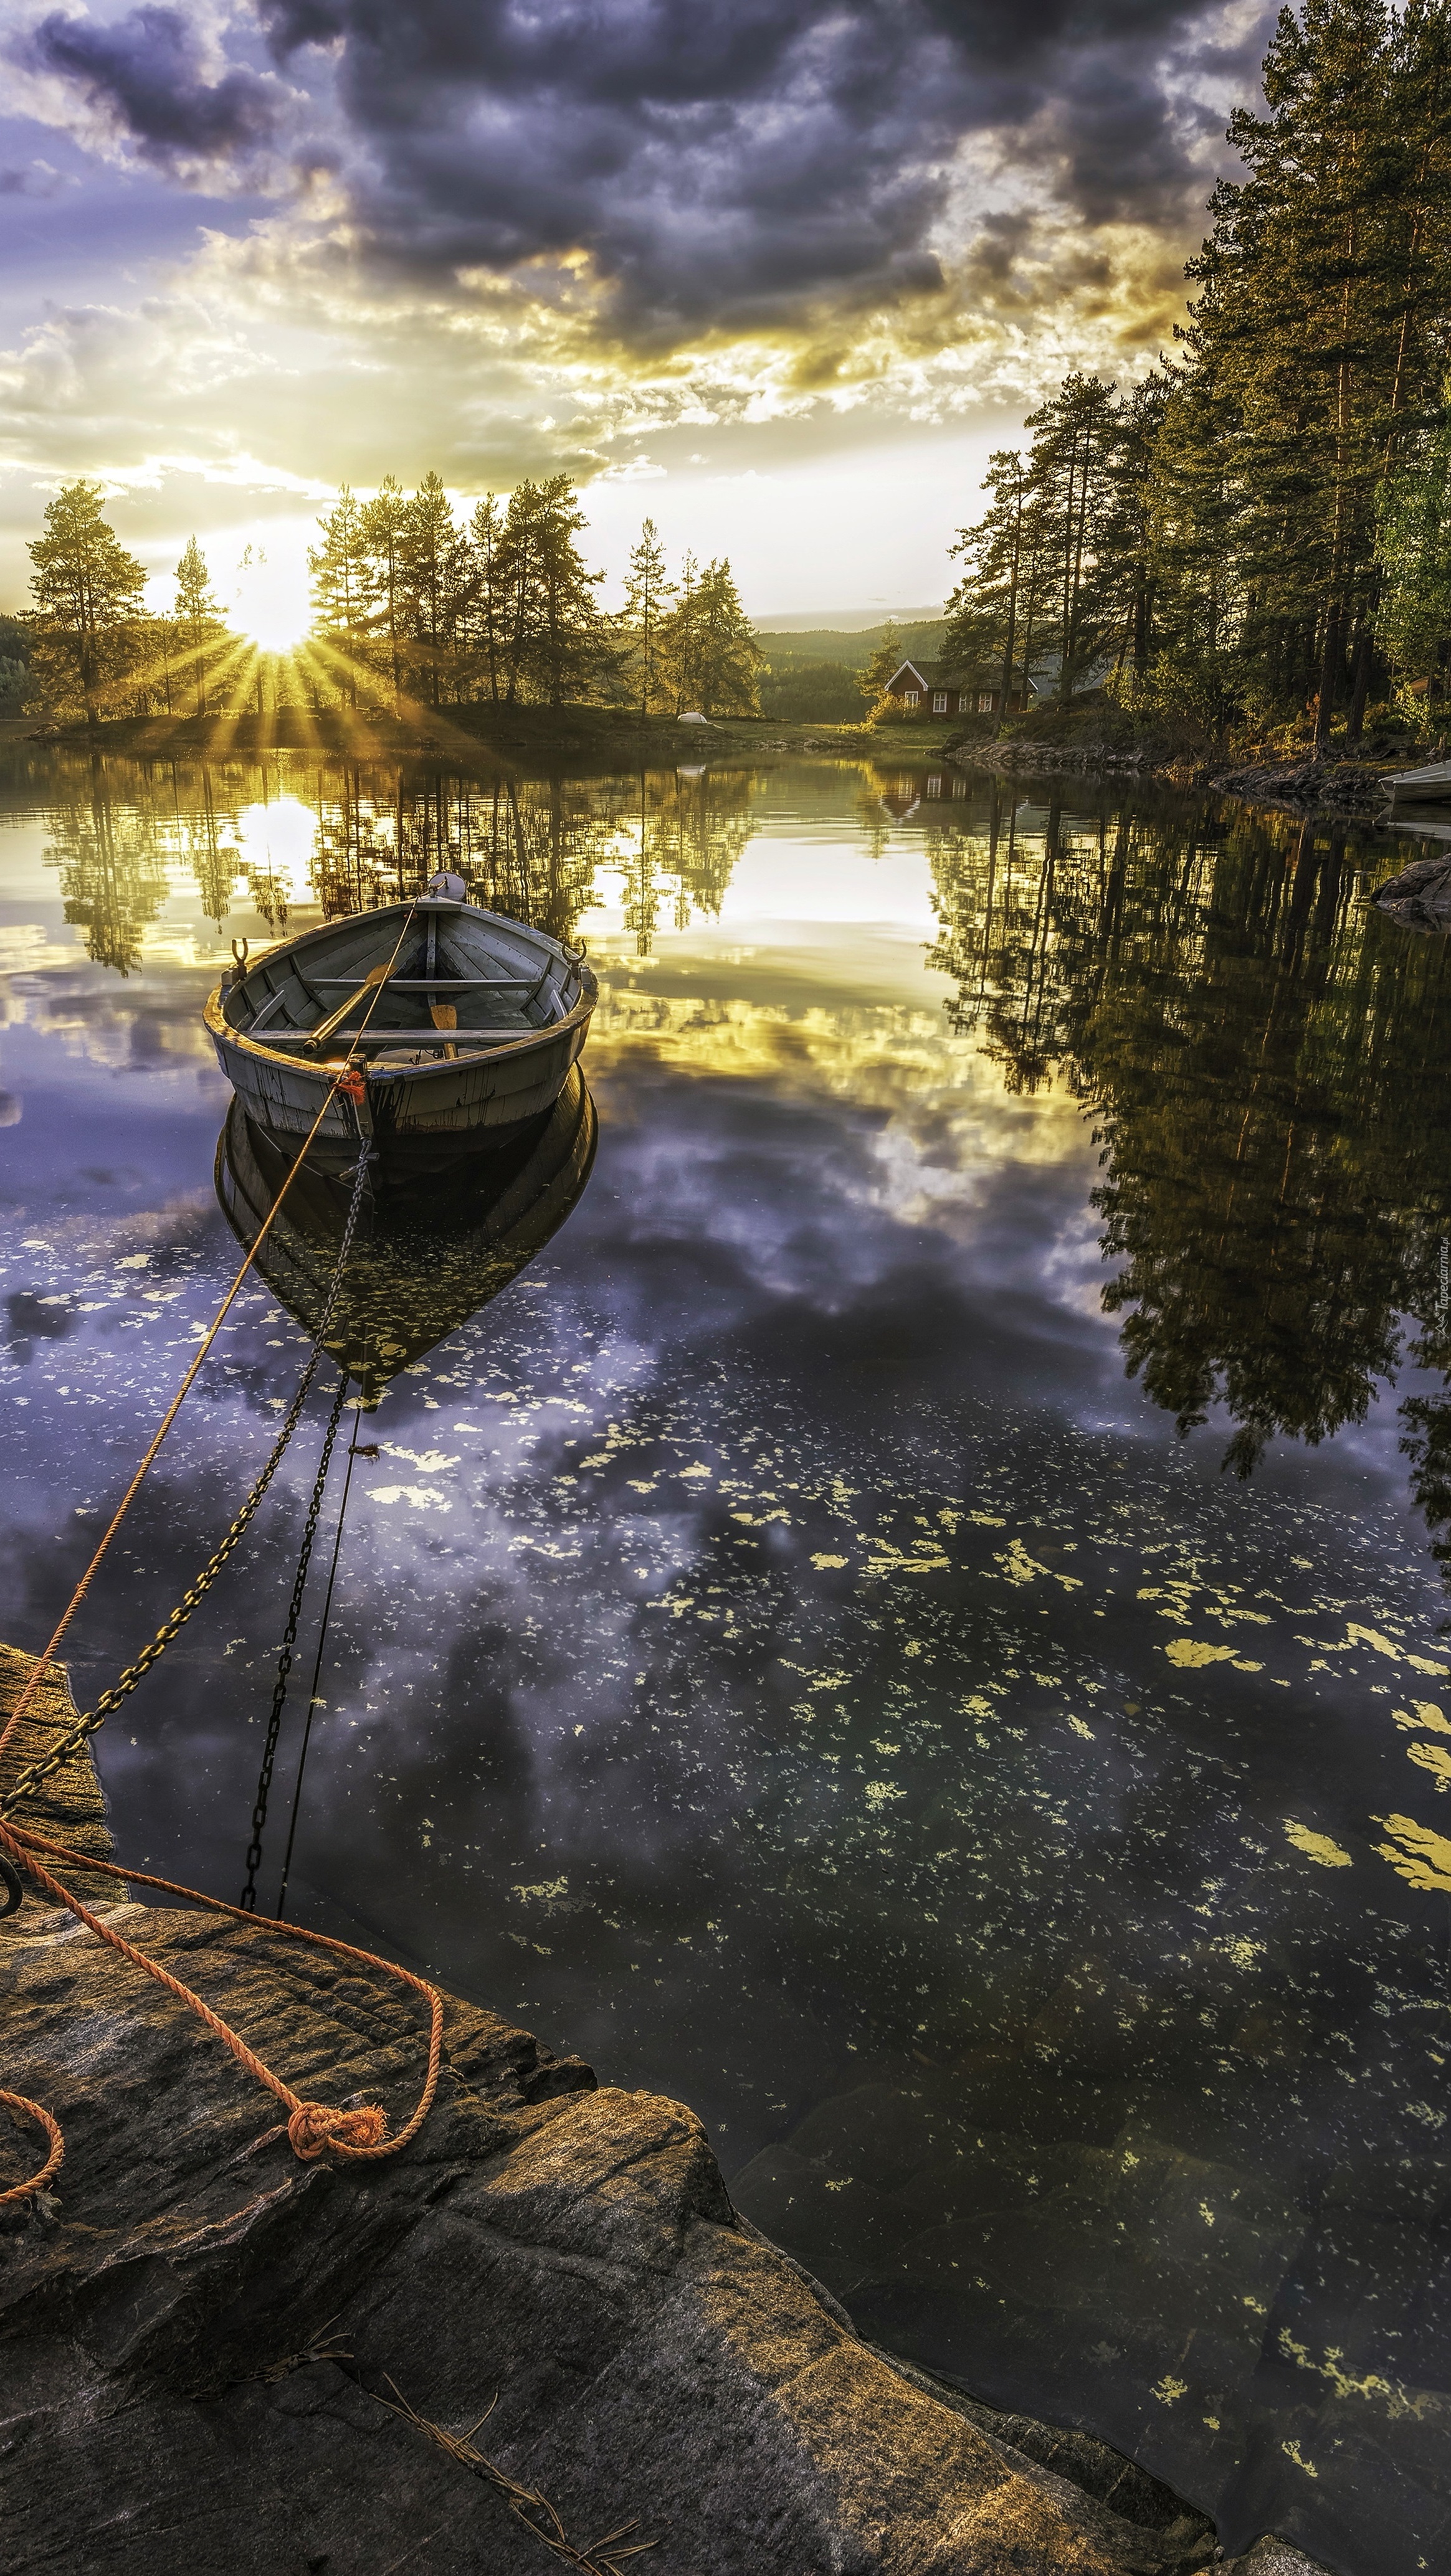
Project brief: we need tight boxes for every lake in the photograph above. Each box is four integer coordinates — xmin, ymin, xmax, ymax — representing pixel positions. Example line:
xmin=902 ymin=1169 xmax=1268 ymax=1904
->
xmin=2 ymin=740 xmax=1450 ymax=2571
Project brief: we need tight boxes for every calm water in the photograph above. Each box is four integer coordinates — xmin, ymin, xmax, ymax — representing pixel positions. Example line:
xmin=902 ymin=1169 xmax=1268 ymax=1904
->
xmin=3 ymin=744 xmax=1451 ymax=2569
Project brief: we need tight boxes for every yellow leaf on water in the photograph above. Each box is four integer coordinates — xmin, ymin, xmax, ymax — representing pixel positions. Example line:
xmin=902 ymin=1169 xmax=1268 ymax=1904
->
xmin=1371 ymin=1814 xmax=1451 ymax=1893
xmin=1406 ymin=1743 xmax=1451 ymax=1792
xmin=1164 ymin=1639 xmax=1236 ymax=1669
xmin=1283 ymin=1821 xmax=1353 ymax=1869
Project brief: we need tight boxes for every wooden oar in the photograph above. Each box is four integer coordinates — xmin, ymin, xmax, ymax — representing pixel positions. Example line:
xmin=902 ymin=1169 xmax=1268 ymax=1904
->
xmin=429 ymin=1000 xmax=458 ymax=1061
xmin=302 ymin=960 xmax=392 ymax=1049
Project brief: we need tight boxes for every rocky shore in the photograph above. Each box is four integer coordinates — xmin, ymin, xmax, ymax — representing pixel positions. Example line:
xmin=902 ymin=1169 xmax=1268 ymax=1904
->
xmin=1 ymin=1652 xmax=1328 ymax=2575
xmin=1204 ymin=757 xmax=1393 ymax=822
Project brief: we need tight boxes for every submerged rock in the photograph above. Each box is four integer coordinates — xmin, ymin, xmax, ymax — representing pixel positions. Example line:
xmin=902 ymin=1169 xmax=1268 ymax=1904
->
xmin=1371 ymin=851 xmax=1451 ymax=931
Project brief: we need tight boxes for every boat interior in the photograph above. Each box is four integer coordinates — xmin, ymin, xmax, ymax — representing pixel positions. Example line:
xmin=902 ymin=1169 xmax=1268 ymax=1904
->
xmin=222 ymin=901 xmax=581 ymax=1065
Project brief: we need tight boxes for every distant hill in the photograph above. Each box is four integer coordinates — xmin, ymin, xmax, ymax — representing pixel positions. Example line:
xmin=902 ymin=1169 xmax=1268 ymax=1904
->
xmin=754 ymin=616 xmax=949 ymax=721
xmin=754 ymin=617 xmax=946 ymax=667
xmin=753 ymin=605 xmax=943 ymax=633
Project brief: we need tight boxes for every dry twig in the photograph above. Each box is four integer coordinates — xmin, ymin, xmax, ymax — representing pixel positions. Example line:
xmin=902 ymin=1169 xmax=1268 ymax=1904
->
xmin=376 ymin=2377 xmax=660 ymax=2576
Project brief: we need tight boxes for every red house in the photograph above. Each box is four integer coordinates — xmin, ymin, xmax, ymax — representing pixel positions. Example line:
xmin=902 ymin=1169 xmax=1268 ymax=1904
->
xmin=879 ymin=657 xmax=1034 ymax=718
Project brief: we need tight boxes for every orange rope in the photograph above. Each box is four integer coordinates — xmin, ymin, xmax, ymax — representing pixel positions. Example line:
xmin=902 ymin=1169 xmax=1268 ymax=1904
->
xmin=0 ymin=1813 xmax=442 ymax=2199
xmin=0 ymin=2089 xmax=64 ymax=2208
xmin=0 ymin=899 xmax=420 ymax=1773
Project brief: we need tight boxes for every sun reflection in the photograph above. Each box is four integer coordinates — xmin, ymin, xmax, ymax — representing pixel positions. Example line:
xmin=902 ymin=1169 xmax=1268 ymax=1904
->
xmin=232 ymin=797 xmax=320 ymax=914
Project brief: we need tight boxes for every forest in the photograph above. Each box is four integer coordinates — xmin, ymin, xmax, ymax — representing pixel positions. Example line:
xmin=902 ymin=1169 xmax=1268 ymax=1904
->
xmin=944 ymin=0 xmax=1451 ymax=753
xmin=11 ymin=481 xmax=774 ymax=729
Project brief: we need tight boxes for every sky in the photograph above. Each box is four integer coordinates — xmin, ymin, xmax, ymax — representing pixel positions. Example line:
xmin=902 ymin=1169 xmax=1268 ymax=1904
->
xmin=0 ymin=0 xmax=1277 ymax=635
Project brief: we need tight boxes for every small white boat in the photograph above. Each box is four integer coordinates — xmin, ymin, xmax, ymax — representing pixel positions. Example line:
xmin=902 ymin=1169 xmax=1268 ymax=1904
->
xmin=1387 ymin=757 xmax=1451 ymax=805
xmin=205 ymin=886 xmax=596 ymax=1186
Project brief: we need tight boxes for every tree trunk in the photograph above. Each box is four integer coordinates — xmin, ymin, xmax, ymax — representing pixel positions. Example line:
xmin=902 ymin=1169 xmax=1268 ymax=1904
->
xmin=1314 ymin=604 xmax=1342 ymax=750
xmin=1346 ymin=613 xmax=1374 ymax=743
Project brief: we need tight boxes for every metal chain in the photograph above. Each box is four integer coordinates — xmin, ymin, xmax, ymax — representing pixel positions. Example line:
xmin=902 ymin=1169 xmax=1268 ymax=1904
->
xmin=239 ymin=1363 xmax=352 ymax=1910
xmin=0 ymin=1130 xmax=377 ymax=1825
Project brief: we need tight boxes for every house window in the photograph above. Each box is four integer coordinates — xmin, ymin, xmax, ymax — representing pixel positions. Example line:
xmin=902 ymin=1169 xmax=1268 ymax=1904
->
xmin=931 ymin=691 xmax=948 ymax=714
xmin=977 ymin=691 xmax=994 ymax=714
xmin=903 ymin=689 xmax=920 ymax=706
xmin=952 ymin=774 xmax=967 ymax=797
xmin=926 ymin=774 xmax=942 ymax=798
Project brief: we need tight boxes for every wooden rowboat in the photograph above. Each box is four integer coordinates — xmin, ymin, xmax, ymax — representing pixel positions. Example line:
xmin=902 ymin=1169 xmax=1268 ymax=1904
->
xmin=204 ymin=891 xmax=596 ymax=1184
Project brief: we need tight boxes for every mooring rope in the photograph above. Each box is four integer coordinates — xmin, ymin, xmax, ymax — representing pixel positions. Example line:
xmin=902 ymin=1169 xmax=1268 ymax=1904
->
xmin=0 ymin=1127 xmax=375 ymax=1824
xmin=0 ymin=1816 xmax=443 ymax=2205
xmin=0 ymin=898 xmax=419 ymax=1776
xmin=0 ymin=901 xmax=429 ymax=2209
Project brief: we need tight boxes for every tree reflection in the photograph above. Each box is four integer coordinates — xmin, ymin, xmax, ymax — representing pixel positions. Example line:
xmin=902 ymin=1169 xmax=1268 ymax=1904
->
xmin=41 ymin=759 xmax=171 ymax=973
xmin=619 ymin=765 xmax=756 ymax=955
xmin=928 ymin=778 xmax=1451 ymax=1572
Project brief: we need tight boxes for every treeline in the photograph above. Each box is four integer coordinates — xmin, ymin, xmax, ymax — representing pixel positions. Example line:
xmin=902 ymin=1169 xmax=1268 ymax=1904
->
xmin=14 ymin=480 xmax=766 ymax=726
xmin=946 ymin=0 xmax=1451 ymax=749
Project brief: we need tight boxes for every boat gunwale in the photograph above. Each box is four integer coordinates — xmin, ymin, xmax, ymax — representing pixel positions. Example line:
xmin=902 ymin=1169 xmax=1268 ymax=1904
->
xmin=204 ymin=897 xmax=597 ymax=1083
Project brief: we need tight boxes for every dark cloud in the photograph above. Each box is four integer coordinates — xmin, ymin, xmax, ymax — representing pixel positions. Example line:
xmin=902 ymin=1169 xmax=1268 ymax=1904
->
xmin=18 ymin=7 xmax=288 ymax=173
xmin=16 ymin=0 xmax=1275 ymax=336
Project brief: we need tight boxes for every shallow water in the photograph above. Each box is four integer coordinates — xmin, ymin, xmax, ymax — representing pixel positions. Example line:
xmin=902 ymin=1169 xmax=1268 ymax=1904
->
xmin=3 ymin=743 xmax=1451 ymax=2568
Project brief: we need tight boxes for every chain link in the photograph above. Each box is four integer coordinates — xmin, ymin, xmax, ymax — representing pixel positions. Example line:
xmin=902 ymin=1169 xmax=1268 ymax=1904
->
xmin=0 ymin=1126 xmax=376 ymax=1825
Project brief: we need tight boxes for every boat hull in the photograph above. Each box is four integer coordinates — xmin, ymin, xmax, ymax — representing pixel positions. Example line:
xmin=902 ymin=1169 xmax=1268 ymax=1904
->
xmin=203 ymin=897 xmax=596 ymax=1185
xmin=208 ymin=1007 xmax=590 ymax=1181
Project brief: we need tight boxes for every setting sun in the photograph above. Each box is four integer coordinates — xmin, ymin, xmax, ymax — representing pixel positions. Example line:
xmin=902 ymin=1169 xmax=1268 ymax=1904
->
xmin=231 ymin=541 xmax=312 ymax=653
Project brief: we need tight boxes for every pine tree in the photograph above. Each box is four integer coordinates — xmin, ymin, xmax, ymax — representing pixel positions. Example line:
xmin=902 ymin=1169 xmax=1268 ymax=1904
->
xmin=174 ymin=536 xmax=224 ymax=717
xmin=399 ymin=471 xmax=470 ymax=707
xmin=660 ymin=552 xmax=703 ymax=713
xmin=619 ymin=518 xmax=673 ymax=718
xmin=27 ymin=481 xmax=147 ymax=727
xmin=308 ymin=485 xmax=377 ymax=706
xmin=529 ymin=475 xmax=608 ymax=708
xmin=361 ymin=475 xmax=410 ymax=709
xmin=691 ymin=559 xmax=762 ymax=716
xmin=858 ymin=619 xmax=906 ymax=709
xmin=944 ymin=453 xmax=1061 ymax=720
xmin=467 ymin=495 xmax=505 ymax=703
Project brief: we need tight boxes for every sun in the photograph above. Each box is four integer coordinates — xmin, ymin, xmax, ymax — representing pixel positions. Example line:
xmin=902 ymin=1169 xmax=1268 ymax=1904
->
xmin=232 ymin=542 xmax=312 ymax=653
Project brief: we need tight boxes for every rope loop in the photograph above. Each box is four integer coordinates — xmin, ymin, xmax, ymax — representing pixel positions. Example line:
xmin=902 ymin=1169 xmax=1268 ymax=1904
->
xmin=0 ymin=2088 xmax=64 ymax=2206
xmin=0 ymin=1852 xmax=22 ymax=1917
xmin=287 ymin=2100 xmax=388 ymax=2160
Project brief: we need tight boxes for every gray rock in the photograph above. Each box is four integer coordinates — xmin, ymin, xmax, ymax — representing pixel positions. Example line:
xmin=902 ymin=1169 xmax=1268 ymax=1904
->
xmin=1372 ymin=851 xmax=1451 ymax=931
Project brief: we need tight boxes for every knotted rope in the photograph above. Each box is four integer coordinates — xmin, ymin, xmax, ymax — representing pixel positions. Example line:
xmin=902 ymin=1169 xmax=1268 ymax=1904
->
xmin=0 ymin=2090 xmax=64 ymax=2207
xmin=0 ymin=1813 xmax=442 ymax=2207
xmin=0 ymin=897 xmax=420 ymax=1780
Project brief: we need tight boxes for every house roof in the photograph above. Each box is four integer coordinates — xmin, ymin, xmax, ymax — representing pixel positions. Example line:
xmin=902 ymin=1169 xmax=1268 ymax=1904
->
xmin=883 ymin=658 xmax=974 ymax=693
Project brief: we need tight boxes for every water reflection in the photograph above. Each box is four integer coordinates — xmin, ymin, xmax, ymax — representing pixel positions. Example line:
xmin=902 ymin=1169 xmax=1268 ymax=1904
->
xmin=7 ymin=744 xmax=1451 ymax=2576
xmin=924 ymin=774 xmax=1451 ymax=1571
xmin=214 ymin=1070 xmax=597 ymax=1399
xmin=9 ymin=750 xmax=771 ymax=964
